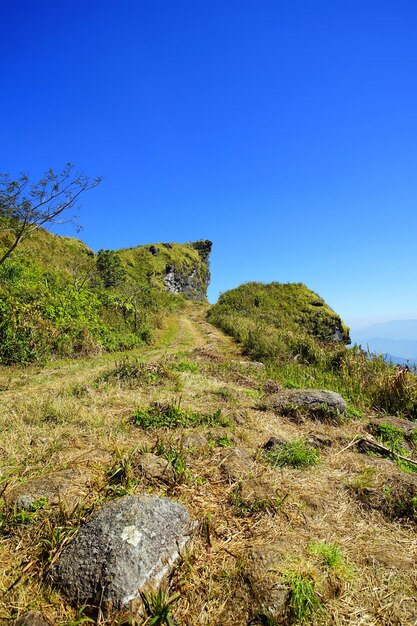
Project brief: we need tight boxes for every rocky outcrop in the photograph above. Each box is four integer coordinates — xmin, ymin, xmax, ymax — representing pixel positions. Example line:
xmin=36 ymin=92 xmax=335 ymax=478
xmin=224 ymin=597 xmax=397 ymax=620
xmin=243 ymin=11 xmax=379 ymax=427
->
xmin=163 ymin=240 xmax=212 ymax=301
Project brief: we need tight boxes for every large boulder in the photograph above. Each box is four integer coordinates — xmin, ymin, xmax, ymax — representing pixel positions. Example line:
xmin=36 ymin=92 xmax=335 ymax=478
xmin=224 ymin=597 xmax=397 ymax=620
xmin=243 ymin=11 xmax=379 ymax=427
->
xmin=50 ymin=495 xmax=194 ymax=615
xmin=266 ymin=389 xmax=347 ymax=421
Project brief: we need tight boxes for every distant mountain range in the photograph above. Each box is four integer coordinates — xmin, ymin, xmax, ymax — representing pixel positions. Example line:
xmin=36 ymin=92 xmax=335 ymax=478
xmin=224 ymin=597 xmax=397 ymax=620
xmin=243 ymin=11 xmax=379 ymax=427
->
xmin=350 ymin=319 xmax=417 ymax=367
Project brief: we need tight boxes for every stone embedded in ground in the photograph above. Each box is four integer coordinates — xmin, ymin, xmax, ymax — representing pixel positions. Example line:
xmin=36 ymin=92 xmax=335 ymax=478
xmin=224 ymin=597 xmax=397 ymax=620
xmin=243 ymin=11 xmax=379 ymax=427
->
xmin=306 ymin=434 xmax=333 ymax=448
xmin=267 ymin=389 xmax=347 ymax=419
xmin=263 ymin=436 xmax=287 ymax=450
xmin=174 ymin=431 xmax=208 ymax=451
xmin=4 ymin=469 xmax=91 ymax=510
xmin=246 ymin=545 xmax=289 ymax=621
xmin=237 ymin=477 xmax=281 ymax=510
xmin=367 ymin=416 xmax=417 ymax=444
xmin=137 ymin=452 xmax=174 ymax=482
xmin=218 ymin=447 xmax=254 ymax=482
xmin=15 ymin=611 xmax=52 ymax=626
xmin=50 ymin=494 xmax=194 ymax=614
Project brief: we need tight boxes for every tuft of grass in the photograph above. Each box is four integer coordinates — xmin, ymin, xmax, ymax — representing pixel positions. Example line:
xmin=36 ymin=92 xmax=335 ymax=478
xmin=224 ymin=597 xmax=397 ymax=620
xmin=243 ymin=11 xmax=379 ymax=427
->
xmin=107 ymin=449 xmax=139 ymax=495
xmin=308 ymin=541 xmax=353 ymax=580
xmin=172 ymin=359 xmax=199 ymax=373
xmin=283 ymin=571 xmax=324 ymax=625
xmin=133 ymin=400 xmax=230 ymax=429
xmin=140 ymin=587 xmax=180 ymax=625
xmin=154 ymin=439 xmax=190 ymax=483
xmin=97 ymin=357 xmax=171 ymax=387
xmin=265 ymin=440 xmax=320 ymax=469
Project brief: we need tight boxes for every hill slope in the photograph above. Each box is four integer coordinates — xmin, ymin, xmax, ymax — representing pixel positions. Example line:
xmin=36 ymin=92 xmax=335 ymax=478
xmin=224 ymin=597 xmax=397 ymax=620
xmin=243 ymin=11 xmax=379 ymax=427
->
xmin=0 ymin=229 xmax=211 ymax=364
xmin=0 ymin=305 xmax=415 ymax=625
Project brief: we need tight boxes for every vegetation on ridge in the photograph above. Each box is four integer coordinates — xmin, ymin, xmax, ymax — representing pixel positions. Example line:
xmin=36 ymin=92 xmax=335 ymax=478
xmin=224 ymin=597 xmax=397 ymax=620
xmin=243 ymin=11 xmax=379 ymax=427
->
xmin=208 ymin=281 xmax=417 ymax=418
xmin=0 ymin=228 xmax=210 ymax=364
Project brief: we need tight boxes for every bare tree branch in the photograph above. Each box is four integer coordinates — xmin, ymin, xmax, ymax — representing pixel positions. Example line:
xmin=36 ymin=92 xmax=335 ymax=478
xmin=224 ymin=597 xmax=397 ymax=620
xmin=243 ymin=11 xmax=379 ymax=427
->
xmin=0 ymin=164 xmax=102 ymax=266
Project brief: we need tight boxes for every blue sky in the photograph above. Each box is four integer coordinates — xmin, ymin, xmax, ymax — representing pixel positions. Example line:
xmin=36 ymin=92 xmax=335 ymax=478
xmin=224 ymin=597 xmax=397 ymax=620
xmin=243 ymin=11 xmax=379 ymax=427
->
xmin=2 ymin=1 xmax=417 ymax=327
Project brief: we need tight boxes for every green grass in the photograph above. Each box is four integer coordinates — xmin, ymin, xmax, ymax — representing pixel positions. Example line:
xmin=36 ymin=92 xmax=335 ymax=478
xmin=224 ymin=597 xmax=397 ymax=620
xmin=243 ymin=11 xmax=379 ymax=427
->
xmin=154 ymin=439 xmax=190 ymax=482
xmin=283 ymin=571 xmax=324 ymax=625
xmin=133 ymin=400 xmax=230 ymax=429
xmin=265 ymin=440 xmax=321 ymax=468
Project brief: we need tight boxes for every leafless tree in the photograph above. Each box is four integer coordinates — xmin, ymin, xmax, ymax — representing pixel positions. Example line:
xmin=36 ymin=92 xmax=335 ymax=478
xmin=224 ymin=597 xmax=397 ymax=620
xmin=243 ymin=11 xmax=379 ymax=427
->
xmin=0 ymin=163 xmax=102 ymax=266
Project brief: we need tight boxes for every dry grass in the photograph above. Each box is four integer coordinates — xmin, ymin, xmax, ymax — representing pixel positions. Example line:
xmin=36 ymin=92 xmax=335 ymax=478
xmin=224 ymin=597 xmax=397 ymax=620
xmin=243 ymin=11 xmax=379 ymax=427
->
xmin=0 ymin=306 xmax=416 ymax=625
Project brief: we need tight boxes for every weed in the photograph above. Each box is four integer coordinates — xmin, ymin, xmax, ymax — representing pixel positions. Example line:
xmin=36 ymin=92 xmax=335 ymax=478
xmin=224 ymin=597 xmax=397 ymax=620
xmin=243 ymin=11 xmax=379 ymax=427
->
xmin=232 ymin=490 xmax=282 ymax=516
xmin=107 ymin=450 xmax=139 ymax=495
xmin=67 ymin=606 xmax=95 ymax=625
xmin=213 ymin=387 xmax=234 ymax=401
xmin=375 ymin=422 xmax=405 ymax=454
xmin=98 ymin=357 xmax=170 ymax=387
xmin=133 ymin=400 xmax=229 ymax=429
xmin=208 ymin=434 xmax=235 ymax=448
xmin=265 ymin=440 xmax=320 ymax=469
xmin=140 ymin=587 xmax=180 ymax=625
xmin=283 ymin=571 xmax=324 ymax=625
xmin=172 ymin=359 xmax=199 ymax=373
xmin=308 ymin=541 xmax=352 ymax=580
xmin=154 ymin=439 xmax=190 ymax=483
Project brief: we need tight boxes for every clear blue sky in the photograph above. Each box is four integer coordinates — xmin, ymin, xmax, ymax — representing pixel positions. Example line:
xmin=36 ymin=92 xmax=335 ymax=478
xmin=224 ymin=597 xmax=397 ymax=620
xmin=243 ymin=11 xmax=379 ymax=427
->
xmin=2 ymin=1 xmax=417 ymax=327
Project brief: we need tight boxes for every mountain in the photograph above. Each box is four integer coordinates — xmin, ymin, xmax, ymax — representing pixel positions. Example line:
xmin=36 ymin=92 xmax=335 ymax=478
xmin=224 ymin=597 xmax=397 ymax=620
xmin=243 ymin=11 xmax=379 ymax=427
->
xmin=350 ymin=320 xmax=417 ymax=364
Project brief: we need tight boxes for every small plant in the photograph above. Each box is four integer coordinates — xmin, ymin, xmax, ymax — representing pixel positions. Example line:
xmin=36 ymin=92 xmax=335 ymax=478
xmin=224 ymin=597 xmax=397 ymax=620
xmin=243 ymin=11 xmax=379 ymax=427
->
xmin=208 ymin=434 xmax=234 ymax=448
xmin=140 ymin=587 xmax=180 ymax=625
xmin=374 ymin=422 xmax=405 ymax=455
xmin=172 ymin=359 xmax=199 ymax=373
xmin=308 ymin=541 xmax=352 ymax=580
xmin=107 ymin=449 xmax=139 ymax=495
xmin=133 ymin=400 xmax=229 ymax=429
xmin=284 ymin=571 xmax=324 ymax=625
xmin=0 ymin=497 xmax=48 ymax=536
xmin=265 ymin=440 xmax=320 ymax=469
xmin=98 ymin=358 xmax=169 ymax=387
xmin=154 ymin=439 xmax=190 ymax=483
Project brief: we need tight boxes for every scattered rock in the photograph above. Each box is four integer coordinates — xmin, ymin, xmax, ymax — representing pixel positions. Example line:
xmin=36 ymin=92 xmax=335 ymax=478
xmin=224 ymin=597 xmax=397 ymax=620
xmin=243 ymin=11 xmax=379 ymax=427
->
xmin=4 ymin=469 xmax=91 ymax=510
xmin=306 ymin=434 xmax=333 ymax=448
xmin=148 ymin=245 xmax=160 ymax=256
xmin=246 ymin=545 xmax=289 ymax=622
xmin=172 ymin=431 xmax=208 ymax=451
xmin=262 ymin=380 xmax=283 ymax=395
xmin=137 ymin=453 xmax=174 ymax=482
xmin=367 ymin=416 xmax=417 ymax=441
xmin=266 ymin=389 xmax=347 ymax=421
xmin=263 ymin=437 xmax=286 ymax=450
xmin=15 ymin=611 xmax=52 ymax=626
xmin=236 ymin=477 xmax=281 ymax=510
xmin=207 ymin=427 xmax=238 ymax=445
xmin=352 ymin=471 xmax=417 ymax=523
xmin=218 ymin=447 xmax=254 ymax=482
xmin=50 ymin=495 xmax=194 ymax=614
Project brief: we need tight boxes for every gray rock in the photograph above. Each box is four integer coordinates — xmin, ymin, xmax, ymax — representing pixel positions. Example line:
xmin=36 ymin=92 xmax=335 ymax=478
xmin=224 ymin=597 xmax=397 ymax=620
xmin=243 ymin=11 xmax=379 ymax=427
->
xmin=263 ymin=437 xmax=286 ymax=450
xmin=162 ymin=240 xmax=212 ymax=302
xmin=4 ymin=469 xmax=91 ymax=510
xmin=218 ymin=447 xmax=254 ymax=482
xmin=137 ymin=453 xmax=174 ymax=482
xmin=15 ymin=611 xmax=51 ymax=626
xmin=246 ymin=545 xmax=289 ymax=621
xmin=50 ymin=495 xmax=194 ymax=614
xmin=236 ymin=477 xmax=281 ymax=510
xmin=268 ymin=389 xmax=347 ymax=419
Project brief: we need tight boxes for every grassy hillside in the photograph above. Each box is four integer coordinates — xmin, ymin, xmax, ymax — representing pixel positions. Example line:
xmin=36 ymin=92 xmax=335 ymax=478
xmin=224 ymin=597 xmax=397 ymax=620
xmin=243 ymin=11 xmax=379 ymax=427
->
xmin=0 ymin=230 xmax=210 ymax=364
xmin=208 ymin=282 xmax=417 ymax=418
